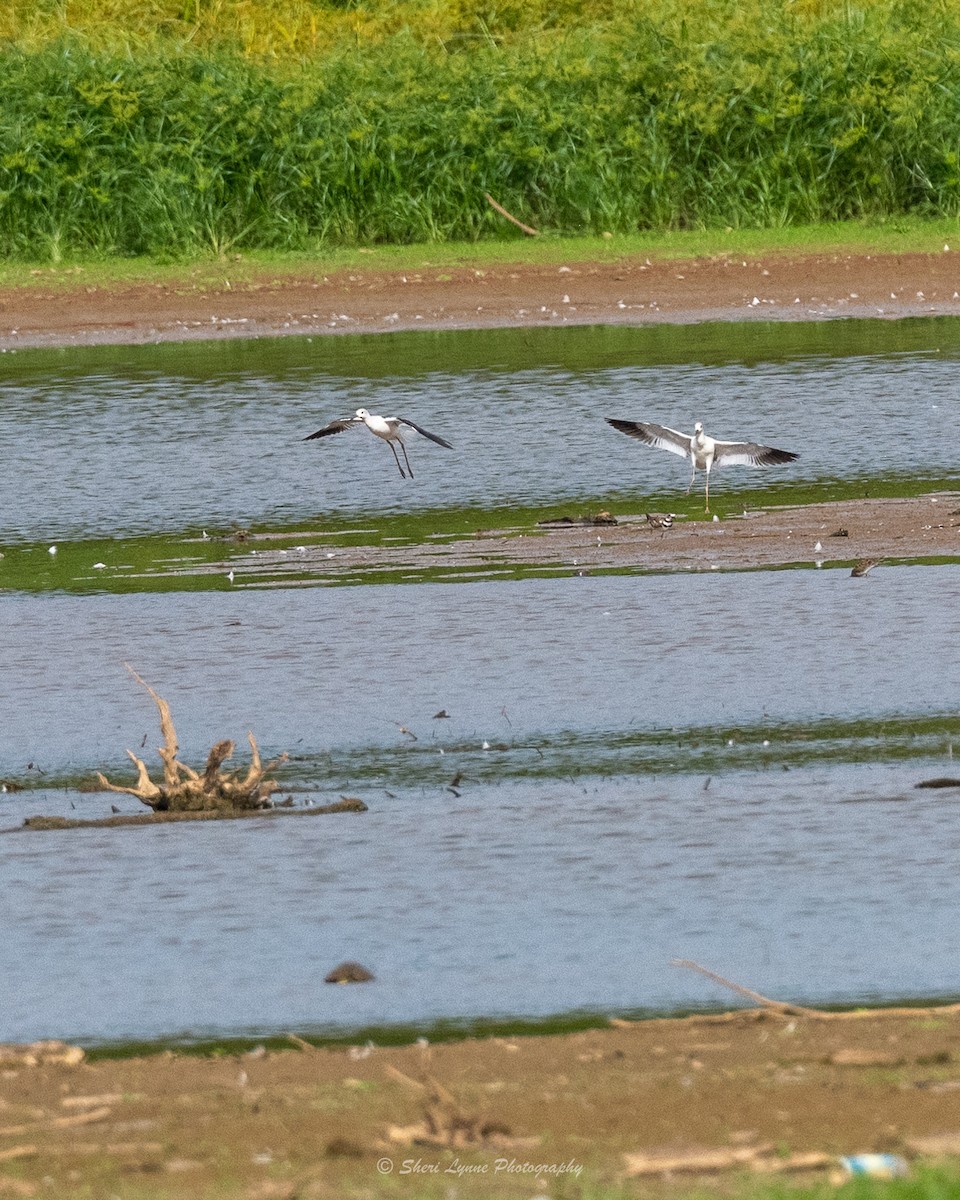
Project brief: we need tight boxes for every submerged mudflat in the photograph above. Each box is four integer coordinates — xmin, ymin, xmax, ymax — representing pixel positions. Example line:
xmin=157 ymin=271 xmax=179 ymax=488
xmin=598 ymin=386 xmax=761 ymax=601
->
xmin=214 ymin=492 xmax=960 ymax=584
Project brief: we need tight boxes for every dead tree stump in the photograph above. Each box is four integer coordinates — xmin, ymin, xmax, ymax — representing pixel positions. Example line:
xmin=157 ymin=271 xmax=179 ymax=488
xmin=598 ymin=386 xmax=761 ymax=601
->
xmin=95 ymin=665 xmax=287 ymax=813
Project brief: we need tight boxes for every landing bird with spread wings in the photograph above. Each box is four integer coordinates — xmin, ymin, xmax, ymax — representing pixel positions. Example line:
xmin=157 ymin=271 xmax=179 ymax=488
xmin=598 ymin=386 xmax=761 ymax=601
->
xmin=303 ymin=408 xmax=453 ymax=478
xmin=607 ymin=419 xmax=798 ymax=512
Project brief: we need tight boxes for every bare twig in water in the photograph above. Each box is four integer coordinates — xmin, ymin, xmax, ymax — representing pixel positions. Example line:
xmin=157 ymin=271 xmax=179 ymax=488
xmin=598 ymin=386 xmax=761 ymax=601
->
xmin=671 ymin=959 xmax=822 ymax=1016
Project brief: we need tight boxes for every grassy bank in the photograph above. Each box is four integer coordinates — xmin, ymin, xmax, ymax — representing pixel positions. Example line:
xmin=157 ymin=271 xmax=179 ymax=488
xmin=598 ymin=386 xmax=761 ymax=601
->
xmin=3 ymin=216 xmax=960 ymax=293
xmin=2 ymin=0 xmax=960 ymax=259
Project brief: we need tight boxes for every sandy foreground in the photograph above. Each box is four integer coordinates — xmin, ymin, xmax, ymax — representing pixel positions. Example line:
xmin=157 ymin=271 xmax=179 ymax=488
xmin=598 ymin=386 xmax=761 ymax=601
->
xmin=6 ymin=1002 xmax=960 ymax=1198
xmin=3 ymin=250 xmax=960 ymax=1197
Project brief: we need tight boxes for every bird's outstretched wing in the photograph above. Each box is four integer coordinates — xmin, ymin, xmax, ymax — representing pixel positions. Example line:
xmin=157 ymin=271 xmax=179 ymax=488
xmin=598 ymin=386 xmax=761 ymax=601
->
xmin=711 ymin=440 xmax=799 ymax=468
xmin=396 ymin=417 xmax=453 ymax=449
xmin=302 ymin=417 xmax=361 ymax=441
xmin=606 ymin=419 xmax=691 ymax=458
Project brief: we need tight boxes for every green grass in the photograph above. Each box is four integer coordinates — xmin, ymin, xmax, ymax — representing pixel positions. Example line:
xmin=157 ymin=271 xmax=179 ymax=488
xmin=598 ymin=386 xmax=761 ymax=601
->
xmin=2 ymin=215 xmax=960 ymax=293
xmin=2 ymin=0 xmax=954 ymax=62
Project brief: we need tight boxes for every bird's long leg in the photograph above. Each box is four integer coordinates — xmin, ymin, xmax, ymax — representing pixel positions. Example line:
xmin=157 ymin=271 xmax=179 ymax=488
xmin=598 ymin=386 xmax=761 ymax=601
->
xmin=400 ymin=442 xmax=414 ymax=478
xmin=388 ymin=442 xmax=406 ymax=478
xmin=704 ymin=467 xmax=711 ymax=513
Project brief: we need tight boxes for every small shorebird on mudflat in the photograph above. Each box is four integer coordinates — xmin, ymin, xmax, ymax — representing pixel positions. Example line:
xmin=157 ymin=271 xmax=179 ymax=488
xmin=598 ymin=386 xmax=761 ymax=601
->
xmin=303 ymin=408 xmax=452 ymax=478
xmin=607 ymin=418 xmax=799 ymax=512
xmin=645 ymin=512 xmax=674 ymax=531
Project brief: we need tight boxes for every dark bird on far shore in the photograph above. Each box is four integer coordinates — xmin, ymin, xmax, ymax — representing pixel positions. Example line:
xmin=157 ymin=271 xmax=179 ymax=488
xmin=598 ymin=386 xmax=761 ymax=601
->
xmin=607 ymin=419 xmax=799 ymax=512
xmin=303 ymin=407 xmax=452 ymax=478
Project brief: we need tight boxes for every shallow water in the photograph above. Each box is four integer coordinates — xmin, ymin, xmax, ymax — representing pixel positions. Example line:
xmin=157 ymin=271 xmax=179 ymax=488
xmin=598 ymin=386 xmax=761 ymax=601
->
xmin=1 ymin=317 xmax=958 ymax=541
xmin=1 ymin=567 xmax=958 ymax=774
xmin=3 ymin=762 xmax=960 ymax=1045
xmin=1 ymin=567 xmax=960 ymax=1043
xmin=2 ymin=318 xmax=960 ymax=1045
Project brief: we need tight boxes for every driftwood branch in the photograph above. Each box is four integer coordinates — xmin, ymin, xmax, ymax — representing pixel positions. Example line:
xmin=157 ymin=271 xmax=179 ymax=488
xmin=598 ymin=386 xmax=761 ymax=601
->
xmin=623 ymin=1145 xmax=836 ymax=1178
xmin=202 ymin=739 xmax=235 ymax=789
xmin=95 ymin=669 xmax=287 ymax=813
xmin=484 ymin=193 xmax=539 ymax=236
xmin=95 ymin=749 xmax=161 ymax=801
xmin=123 ymin=663 xmax=188 ymax=786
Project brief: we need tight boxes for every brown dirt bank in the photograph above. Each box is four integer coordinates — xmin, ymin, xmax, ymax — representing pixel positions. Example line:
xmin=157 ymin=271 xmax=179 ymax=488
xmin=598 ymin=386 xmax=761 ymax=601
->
xmin=5 ymin=1003 xmax=960 ymax=1198
xmin=3 ymin=248 xmax=960 ymax=349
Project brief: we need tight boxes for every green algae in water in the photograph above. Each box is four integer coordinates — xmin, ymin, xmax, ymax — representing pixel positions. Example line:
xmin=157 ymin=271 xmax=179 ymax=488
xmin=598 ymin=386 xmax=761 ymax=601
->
xmin=2 ymin=469 xmax=957 ymax=596
xmin=16 ymin=711 xmax=960 ymax=798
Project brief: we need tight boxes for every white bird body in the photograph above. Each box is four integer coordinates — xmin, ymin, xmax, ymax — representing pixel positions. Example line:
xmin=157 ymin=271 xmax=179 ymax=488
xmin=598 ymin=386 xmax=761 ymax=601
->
xmin=303 ymin=407 xmax=452 ymax=478
xmin=607 ymin=418 xmax=798 ymax=512
xmin=359 ymin=410 xmax=403 ymax=442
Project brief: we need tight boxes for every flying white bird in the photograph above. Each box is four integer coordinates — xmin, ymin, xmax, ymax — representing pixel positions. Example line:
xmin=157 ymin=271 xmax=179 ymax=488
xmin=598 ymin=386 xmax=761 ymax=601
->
xmin=303 ymin=408 xmax=453 ymax=478
xmin=607 ymin=418 xmax=798 ymax=512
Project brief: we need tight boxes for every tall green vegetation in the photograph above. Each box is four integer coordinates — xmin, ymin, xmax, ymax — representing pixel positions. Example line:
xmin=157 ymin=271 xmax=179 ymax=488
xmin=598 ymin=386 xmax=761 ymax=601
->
xmin=2 ymin=0 xmax=960 ymax=259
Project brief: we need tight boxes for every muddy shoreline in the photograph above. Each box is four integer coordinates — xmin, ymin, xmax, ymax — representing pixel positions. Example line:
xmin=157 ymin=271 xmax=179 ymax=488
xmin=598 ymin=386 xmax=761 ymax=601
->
xmin=219 ymin=492 xmax=960 ymax=582
xmin=3 ymin=247 xmax=960 ymax=350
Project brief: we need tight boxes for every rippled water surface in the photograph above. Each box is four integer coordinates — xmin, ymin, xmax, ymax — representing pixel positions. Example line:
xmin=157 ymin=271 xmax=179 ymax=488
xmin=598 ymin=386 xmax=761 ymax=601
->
xmin=4 ymin=763 xmax=960 ymax=1044
xmin=2 ymin=566 xmax=959 ymax=1044
xmin=0 ymin=317 xmax=958 ymax=540
xmin=0 ymin=568 xmax=958 ymax=771
xmin=1 ymin=318 xmax=959 ymax=1044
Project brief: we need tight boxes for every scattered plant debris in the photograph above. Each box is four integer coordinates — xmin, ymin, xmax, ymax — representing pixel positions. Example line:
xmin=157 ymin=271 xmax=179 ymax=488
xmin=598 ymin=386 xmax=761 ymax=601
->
xmin=537 ymin=510 xmax=618 ymax=527
xmin=0 ymin=1041 xmax=84 ymax=1068
xmin=386 ymin=1070 xmax=537 ymax=1151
